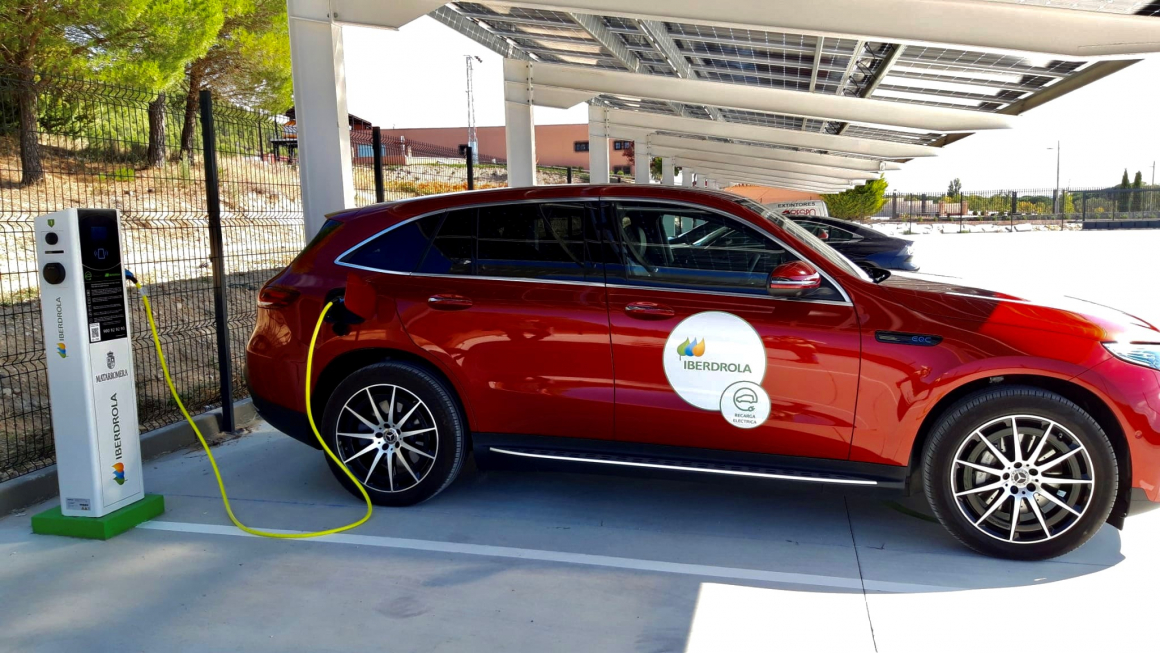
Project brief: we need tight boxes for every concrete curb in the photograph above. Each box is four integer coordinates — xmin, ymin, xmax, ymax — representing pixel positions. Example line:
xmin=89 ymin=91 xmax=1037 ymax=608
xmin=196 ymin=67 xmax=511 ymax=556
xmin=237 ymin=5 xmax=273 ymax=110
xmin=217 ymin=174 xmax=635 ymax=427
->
xmin=1 ymin=398 xmax=258 ymax=516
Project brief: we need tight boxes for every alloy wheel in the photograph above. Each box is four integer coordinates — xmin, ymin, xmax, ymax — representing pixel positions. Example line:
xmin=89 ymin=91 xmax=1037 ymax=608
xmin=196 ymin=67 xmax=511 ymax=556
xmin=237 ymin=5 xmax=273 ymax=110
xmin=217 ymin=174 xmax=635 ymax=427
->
xmin=334 ymin=384 xmax=439 ymax=493
xmin=950 ymin=414 xmax=1095 ymax=544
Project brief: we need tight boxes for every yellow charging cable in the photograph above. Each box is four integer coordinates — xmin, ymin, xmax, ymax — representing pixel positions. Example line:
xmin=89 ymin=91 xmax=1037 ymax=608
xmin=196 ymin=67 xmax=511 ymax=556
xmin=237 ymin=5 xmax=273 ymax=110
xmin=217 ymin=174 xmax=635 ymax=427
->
xmin=130 ymin=278 xmax=373 ymax=538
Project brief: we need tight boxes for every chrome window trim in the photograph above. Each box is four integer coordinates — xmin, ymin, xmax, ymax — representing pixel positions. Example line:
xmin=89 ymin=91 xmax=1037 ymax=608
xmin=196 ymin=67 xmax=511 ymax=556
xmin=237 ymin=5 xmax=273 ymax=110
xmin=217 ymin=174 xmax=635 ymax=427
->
xmin=332 ymin=195 xmax=853 ymax=307
xmin=415 ymin=272 xmax=604 ymax=288
xmin=604 ymin=283 xmax=852 ymax=306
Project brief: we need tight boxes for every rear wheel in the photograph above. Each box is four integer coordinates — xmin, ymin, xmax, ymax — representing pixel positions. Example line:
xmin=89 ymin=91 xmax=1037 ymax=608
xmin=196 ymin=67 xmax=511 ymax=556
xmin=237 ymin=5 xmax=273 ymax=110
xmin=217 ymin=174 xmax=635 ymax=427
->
xmin=322 ymin=361 xmax=466 ymax=506
xmin=923 ymin=386 xmax=1117 ymax=560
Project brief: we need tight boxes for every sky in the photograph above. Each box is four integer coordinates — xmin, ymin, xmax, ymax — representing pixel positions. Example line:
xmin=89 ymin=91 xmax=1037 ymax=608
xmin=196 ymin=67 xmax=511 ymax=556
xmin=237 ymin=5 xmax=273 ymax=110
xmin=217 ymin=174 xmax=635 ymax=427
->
xmin=343 ymin=17 xmax=1160 ymax=191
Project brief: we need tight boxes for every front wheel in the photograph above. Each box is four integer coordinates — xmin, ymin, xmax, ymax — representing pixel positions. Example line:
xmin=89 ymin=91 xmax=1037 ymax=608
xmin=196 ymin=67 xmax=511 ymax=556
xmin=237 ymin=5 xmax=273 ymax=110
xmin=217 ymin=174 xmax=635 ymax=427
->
xmin=321 ymin=361 xmax=467 ymax=506
xmin=923 ymin=386 xmax=1117 ymax=560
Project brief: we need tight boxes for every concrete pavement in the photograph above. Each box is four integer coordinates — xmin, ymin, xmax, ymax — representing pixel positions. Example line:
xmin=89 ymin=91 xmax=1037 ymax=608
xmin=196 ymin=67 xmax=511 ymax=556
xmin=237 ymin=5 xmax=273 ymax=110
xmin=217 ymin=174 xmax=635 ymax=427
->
xmin=3 ymin=424 xmax=1158 ymax=652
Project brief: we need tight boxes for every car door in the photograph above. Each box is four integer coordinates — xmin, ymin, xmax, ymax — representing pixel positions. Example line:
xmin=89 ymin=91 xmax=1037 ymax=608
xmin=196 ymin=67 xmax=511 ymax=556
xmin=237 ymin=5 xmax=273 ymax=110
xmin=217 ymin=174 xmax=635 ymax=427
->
xmin=605 ymin=199 xmax=861 ymax=460
xmin=390 ymin=200 xmax=615 ymax=441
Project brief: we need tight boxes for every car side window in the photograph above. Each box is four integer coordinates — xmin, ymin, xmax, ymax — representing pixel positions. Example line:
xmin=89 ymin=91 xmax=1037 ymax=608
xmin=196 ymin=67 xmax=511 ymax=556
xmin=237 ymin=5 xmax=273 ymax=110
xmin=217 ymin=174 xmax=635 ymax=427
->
xmin=418 ymin=208 xmax=477 ymax=275
xmin=797 ymin=220 xmax=859 ymax=244
xmin=612 ymin=201 xmax=841 ymax=300
xmin=475 ymin=201 xmax=600 ymax=282
xmin=339 ymin=214 xmax=442 ymax=272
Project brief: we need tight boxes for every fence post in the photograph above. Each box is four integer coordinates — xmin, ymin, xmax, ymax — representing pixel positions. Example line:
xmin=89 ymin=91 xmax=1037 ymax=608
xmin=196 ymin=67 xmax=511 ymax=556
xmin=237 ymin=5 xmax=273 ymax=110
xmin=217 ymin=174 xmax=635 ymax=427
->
xmin=372 ymin=126 xmax=384 ymax=203
xmin=199 ymin=90 xmax=234 ymax=432
xmin=1010 ymin=191 xmax=1016 ymax=231
xmin=921 ymin=193 xmax=927 ymax=219
xmin=892 ymin=192 xmax=898 ymax=220
xmin=465 ymin=146 xmax=474 ymax=191
xmin=566 ymin=166 xmax=572 ymax=184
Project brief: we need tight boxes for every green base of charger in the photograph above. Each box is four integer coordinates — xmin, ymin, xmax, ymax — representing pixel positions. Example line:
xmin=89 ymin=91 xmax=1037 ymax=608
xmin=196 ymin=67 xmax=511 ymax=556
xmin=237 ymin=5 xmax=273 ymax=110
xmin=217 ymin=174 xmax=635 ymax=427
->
xmin=31 ymin=494 xmax=165 ymax=540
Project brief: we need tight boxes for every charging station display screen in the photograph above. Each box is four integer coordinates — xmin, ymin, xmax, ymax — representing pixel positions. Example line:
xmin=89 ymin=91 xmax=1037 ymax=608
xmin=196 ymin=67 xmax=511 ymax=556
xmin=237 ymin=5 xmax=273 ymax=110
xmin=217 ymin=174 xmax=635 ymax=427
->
xmin=78 ymin=209 xmax=128 ymax=342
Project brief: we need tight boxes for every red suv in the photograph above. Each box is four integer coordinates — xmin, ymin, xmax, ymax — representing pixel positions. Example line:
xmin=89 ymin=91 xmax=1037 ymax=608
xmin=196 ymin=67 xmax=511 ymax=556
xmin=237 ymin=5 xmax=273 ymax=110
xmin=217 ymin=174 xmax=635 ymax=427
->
xmin=246 ymin=185 xmax=1160 ymax=560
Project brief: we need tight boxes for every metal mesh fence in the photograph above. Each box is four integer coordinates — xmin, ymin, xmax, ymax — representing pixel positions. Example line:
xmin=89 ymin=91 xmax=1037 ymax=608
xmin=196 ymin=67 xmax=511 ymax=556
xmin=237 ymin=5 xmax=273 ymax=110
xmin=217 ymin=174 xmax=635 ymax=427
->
xmin=0 ymin=66 xmax=304 ymax=481
xmin=873 ymin=186 xmax=1160 ymax=222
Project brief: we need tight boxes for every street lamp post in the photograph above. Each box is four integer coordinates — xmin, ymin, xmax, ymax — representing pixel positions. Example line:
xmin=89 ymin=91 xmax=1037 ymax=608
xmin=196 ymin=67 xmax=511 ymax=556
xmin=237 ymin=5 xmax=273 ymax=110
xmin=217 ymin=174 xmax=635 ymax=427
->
xmin=1047 ymin=141 xmax=1061 ymax=215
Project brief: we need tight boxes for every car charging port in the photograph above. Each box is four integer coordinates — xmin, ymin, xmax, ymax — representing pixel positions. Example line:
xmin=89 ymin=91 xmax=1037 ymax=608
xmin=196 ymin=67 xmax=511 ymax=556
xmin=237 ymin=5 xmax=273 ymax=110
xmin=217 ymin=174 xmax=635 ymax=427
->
xmin=323 ymin=272 xmax=376 ymax=336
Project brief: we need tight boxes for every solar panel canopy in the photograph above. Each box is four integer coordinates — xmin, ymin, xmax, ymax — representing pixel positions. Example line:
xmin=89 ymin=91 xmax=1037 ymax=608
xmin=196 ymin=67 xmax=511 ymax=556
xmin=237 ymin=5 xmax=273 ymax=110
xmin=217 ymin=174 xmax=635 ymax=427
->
xmin=420 ymin=0 xmax=1159 ymax=190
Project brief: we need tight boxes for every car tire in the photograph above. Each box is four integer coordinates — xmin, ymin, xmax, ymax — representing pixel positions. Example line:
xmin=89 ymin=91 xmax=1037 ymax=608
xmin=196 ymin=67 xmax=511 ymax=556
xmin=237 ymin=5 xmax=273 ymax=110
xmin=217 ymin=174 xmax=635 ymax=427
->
xmin=321 ymin=361 xmax=467 ymax=507
xmin=923 ymin=385 xmax=1117 ymax=560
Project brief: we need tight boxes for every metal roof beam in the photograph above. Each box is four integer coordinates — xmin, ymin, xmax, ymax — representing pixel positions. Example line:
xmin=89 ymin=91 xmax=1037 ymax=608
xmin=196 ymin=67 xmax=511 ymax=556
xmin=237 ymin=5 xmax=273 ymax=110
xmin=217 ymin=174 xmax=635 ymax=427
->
xmin=875 ymin=83 xmax=1014 ymax=104
xmin=896 ymin=56 xmax=1069 ymax=79
xmin=647 ymin=134 xmax=900 ymax=172
xmin=597 ymin=107 xmax=939 ymax=158
xmin=687 ymin=167 xmax=851 ymax=191
xmin=595 ymin=127 xmax=895 ymax=177
xmin=698 ymin=172 xmax=850 ymax=191
xmin=508 ymin=59 xmax=1013 ymax=132
xmin=808 ymin=38 xmax=825 ymax=93
xmin=884 ymin=69 xmax=1047 ymax=93
xmin=660 ymin=153 xmax=871 ymax=184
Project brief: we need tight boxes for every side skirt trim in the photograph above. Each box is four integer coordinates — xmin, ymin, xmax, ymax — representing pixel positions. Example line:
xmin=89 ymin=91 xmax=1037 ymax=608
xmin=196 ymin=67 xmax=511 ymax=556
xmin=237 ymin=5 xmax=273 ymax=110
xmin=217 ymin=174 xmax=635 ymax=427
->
xmin=489 ymin=447 xmax=878 ymax=486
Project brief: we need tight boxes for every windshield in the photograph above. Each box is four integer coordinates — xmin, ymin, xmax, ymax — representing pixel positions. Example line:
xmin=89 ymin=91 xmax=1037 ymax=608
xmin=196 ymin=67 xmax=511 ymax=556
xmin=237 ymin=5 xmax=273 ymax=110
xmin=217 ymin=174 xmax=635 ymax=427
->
xmin=730 ymin=196 xmax=872 ymax=283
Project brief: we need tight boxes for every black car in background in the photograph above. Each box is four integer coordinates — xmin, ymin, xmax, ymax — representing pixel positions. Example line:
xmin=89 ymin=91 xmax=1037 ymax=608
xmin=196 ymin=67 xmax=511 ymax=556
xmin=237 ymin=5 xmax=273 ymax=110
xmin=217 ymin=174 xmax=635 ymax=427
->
xmin=792 ymin=216 xmax=919 ymax=271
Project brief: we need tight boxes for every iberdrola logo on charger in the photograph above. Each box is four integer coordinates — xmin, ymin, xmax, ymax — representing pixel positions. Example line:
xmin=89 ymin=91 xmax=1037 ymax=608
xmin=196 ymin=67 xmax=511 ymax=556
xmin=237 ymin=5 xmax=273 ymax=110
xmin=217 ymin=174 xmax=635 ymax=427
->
xmin=56 ymin=342 xmax=67 ymax=358
xmin=112 ymin=462 xmax=126 ymax=485
xmin=675 ymin=337 xmax=706 ymax=358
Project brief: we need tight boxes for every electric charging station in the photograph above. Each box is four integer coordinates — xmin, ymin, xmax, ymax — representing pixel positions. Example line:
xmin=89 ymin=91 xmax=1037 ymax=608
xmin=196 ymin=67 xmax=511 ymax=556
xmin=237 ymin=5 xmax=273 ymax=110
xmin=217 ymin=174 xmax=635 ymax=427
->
xmin=30 ymin=208 xmax=163 ymax=539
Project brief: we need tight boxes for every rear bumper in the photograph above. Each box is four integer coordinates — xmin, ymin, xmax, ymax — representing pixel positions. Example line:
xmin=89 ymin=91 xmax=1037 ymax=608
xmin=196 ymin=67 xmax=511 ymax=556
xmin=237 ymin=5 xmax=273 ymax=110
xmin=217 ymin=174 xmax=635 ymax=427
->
xmin=865 ymin=251 xmax=919 ymax=272
xmin=246 ymin=371 xmax=319 ymax=449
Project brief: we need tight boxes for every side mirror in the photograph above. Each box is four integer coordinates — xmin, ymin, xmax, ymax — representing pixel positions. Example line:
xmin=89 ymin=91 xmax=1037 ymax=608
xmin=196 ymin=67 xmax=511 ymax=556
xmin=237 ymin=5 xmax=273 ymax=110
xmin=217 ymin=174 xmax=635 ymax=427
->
xmin=767 ymin=261 xmax=822 ymax=298
xmin=856 ymin=260 xmax=891 ymax=283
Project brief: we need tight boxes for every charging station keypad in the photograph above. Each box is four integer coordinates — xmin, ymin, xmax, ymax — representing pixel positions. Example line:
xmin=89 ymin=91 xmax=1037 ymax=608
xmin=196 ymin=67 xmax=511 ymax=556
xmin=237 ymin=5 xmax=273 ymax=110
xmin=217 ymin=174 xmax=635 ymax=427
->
xmin=78 ymin=209 xmax=128 ymax=342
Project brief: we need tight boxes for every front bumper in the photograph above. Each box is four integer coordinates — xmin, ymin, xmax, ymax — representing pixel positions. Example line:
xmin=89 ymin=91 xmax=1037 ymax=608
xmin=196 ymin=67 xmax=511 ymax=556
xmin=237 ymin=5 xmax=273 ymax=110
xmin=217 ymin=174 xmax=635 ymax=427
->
xmin=1077 ymin=357 xmax=1160 ymax=504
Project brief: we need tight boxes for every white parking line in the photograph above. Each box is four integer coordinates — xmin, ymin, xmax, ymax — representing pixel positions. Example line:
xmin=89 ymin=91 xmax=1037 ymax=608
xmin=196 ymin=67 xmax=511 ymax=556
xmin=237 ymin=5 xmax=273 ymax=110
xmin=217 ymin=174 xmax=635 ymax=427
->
xmin=136 ymin=520 xmax=954 ymax=593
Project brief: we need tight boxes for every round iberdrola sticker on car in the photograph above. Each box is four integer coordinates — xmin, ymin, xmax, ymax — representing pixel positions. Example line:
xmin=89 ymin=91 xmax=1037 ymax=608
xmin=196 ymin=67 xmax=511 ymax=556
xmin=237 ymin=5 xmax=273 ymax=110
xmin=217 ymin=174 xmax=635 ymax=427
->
xmin=662 ymin=311 xmax=770 ymax=427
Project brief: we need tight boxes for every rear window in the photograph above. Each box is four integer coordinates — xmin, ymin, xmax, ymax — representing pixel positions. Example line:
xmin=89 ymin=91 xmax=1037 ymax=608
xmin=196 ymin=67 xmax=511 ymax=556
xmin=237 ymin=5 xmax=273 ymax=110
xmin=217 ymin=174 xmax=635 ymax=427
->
xmin=340 ymin=214 xmax=441 ymax=272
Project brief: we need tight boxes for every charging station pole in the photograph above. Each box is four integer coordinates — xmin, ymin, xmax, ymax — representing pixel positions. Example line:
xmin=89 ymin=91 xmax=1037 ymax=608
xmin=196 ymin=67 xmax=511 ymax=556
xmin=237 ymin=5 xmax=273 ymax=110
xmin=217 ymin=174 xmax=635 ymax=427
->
xmin=31 ymin=208 xmax=163 ymax=540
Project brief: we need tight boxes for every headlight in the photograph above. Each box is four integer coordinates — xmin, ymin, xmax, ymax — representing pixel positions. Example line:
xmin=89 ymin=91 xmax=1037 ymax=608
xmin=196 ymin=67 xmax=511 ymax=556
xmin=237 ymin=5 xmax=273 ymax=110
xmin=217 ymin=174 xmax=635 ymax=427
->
xmin=1104 ymin=342 xmax=1160 ymax=371
xmin=903 ymin=244 xmax=915 ymax=257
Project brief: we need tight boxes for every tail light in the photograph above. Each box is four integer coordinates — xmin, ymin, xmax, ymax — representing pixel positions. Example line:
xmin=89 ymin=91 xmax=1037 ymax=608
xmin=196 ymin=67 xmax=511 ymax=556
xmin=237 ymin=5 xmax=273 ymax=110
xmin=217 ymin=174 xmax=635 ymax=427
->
xmin=258 ymin=285 xmax=300 ymax=309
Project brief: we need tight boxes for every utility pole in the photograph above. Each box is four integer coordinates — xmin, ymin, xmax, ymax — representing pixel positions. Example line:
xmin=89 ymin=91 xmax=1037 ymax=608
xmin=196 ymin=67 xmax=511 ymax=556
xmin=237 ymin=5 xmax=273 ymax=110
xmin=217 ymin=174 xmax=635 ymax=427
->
xmin=465 ymin=55 xmax=482 ymax=164
xmin=1056 ymin=141 xmax=1061 ymax=211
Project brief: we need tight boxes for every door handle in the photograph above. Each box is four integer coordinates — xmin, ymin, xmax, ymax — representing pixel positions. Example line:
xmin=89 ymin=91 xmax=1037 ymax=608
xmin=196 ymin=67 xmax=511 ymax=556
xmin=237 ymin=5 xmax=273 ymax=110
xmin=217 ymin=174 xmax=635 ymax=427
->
xmin=624 ymin=301 xmax=674 ymax=319
xmin=428 ymin=294 xmax=473 ymax=310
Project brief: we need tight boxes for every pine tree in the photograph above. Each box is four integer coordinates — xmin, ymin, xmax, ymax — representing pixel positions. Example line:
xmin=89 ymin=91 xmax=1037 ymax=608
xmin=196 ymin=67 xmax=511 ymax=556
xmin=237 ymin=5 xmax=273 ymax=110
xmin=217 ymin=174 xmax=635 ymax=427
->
xmin=1131 ymin=171 xmax=1144 ymax=212
xmin=1118 ymin=169 xmax=1131 ymax=212
xmin=0 ymin=1 xmax=221 ymax=181
xmin=179 ymin=0 xmax=293 ymax=159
